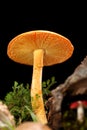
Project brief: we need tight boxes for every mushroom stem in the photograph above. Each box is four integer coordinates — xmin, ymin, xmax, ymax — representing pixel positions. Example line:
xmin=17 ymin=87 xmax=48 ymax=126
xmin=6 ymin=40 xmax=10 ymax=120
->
xmin=77 ymin=101 xmax=84 ymax=123
xmin=31 ymin=49 xmax=47 ymax=124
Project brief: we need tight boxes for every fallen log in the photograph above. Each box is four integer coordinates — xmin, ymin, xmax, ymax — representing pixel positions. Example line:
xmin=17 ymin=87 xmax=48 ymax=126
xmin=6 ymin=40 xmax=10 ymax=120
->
xmin=46 ymin=56 xmax=87 ymax=130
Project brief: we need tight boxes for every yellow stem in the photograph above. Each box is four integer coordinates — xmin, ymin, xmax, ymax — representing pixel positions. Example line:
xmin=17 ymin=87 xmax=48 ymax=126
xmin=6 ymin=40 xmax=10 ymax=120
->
xmin=31 ymin=49 xmax=47 ymax=124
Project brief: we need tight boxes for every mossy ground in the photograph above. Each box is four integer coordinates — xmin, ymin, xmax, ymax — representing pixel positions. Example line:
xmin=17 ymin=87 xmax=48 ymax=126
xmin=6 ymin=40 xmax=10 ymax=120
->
xmin=62 ymin=109 xmax=87 ymax=130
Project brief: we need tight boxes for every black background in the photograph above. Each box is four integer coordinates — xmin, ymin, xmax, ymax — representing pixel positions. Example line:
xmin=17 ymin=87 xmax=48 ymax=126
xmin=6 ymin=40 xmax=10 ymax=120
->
xmin=0 ymin=1 xmax=87 ymax=99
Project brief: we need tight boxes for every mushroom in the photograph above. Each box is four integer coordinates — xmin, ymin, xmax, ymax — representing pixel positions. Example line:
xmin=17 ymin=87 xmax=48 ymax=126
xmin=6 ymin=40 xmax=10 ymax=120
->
xmin=70 ymin=100 xmax=87 ymax=123
xmin=7 ymin=30 xmax=74 ymax=124
xmin=15 ymin=121 xmax=52 ymax=130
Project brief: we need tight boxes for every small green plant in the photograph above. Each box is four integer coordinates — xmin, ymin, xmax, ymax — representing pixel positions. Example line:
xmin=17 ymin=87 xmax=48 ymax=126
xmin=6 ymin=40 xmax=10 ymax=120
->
xmin=3 ymin=81 xmax=32 ymax=126
xmin=42 ymin=76 xmax=57 ymax=102
xmin=3 ymin=76 xmax=57 ymax=126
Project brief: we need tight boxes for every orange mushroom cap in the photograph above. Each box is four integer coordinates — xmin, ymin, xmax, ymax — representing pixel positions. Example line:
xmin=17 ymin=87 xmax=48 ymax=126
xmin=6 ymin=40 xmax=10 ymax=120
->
xmin=7 ymin=30 xmax=74 ymax=66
